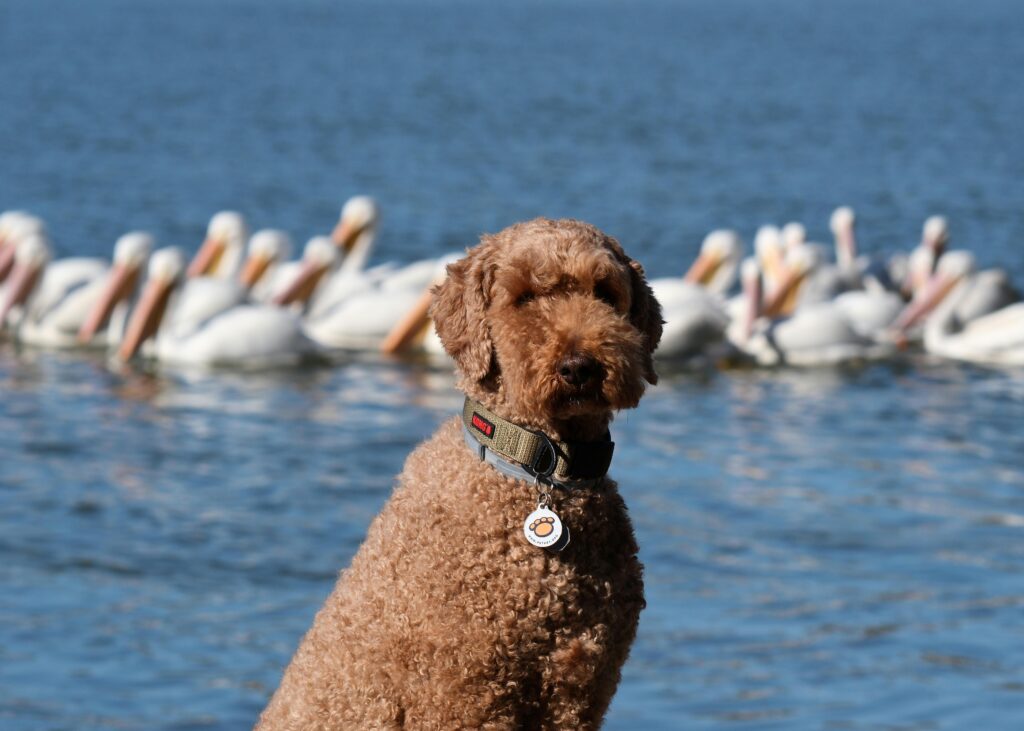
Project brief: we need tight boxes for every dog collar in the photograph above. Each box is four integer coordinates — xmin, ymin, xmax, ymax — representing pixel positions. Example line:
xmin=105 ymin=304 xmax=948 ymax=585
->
xmin=461 ymin=397 xmax=614 ymax=488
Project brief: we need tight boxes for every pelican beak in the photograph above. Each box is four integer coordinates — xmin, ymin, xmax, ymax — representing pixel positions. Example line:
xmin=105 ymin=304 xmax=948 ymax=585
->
xmin=272 ymin=259 xmax=329 ymax=307
xmin=381 ymin=286 xmax=435 ymax=355
xmin=117 ymin=276 xmax=174 ymax=360
xmin=891 ymin=271 xmax=961 ymax=333
xmin=742 ymin=276 xmax=762 ymax=342
xmin=238 ymin=252 xmax=273 ymax=290
xmin=761 ymin=248 xmax=784 ymax=288
xmin=331 ymin=219 xmax=365 ymax=255
xmin=0 ymin=243 xmax=15 ymax=283
xmin=761 ymin=266 xmax=807 ymax=318
xmin=186 ymin=236 xmax=225 ymax=278
xmin=77 ymin=263 xmax=140 ymax=343
xmin=683 ymin=250 xmax=723 ymax=286
xmin=0 ymin=259 xmax=42 ymax=326
xmin=837 ymin=226 xmax=857 ymax=269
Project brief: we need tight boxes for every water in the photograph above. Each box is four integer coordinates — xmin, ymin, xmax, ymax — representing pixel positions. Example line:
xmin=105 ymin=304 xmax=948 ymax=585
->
xmin=2 ymin=0 xmax=1024 ymax=728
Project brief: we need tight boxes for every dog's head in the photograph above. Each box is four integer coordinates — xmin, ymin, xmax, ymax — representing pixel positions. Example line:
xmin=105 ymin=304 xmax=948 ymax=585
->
xmin=433 ymin=218 xmax=662 ymax=427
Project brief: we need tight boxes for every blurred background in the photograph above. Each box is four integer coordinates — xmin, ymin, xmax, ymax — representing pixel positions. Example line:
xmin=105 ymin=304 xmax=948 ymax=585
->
xmin=2 ymin=0 xmax=1024 ymax=729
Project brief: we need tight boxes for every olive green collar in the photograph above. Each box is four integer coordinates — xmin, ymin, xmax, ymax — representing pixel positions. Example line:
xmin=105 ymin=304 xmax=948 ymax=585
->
xmin=461 ymin=397 xmax=614 ymax=488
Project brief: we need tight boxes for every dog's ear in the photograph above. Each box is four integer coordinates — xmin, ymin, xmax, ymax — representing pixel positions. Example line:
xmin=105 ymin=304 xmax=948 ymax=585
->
xmin=431 ymin=250 xmax=494 ymax=383
xmin=624 ymin=256 xmax=663 ymax=385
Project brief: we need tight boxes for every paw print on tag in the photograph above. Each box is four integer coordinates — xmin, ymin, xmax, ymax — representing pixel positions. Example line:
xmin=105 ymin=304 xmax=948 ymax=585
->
xmin=529 ymin=516 xmax=556 ymax=538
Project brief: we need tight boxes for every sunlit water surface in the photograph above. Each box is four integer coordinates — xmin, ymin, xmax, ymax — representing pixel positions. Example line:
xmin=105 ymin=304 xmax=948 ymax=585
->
xmin=2 ymin=0 xmax=1024 ymax=729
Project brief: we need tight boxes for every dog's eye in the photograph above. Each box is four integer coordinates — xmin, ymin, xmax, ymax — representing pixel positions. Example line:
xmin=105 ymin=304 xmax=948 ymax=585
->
xmin=594 ymin=282 xmax=619 ymax=309
xmin=515 ymin=290 xmax=535 ymax=307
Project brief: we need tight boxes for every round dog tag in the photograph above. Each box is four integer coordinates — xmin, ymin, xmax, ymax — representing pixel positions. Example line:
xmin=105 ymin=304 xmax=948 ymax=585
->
xmin=524 ymin=507 xmax=567 ymax=550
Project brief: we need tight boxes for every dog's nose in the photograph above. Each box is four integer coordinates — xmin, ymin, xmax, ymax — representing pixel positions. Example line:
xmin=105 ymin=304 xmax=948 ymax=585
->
xmin=557 ymin=353 xmax=601 ymax=388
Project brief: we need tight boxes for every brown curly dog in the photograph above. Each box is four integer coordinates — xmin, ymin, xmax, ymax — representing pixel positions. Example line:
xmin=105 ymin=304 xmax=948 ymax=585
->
xmin=256 ymin=218 xmax=663 ymax=730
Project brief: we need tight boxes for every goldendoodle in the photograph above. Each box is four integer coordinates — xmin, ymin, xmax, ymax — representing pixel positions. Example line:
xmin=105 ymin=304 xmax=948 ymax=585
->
xmin=256 ymin=217 xmax=662 ymax=730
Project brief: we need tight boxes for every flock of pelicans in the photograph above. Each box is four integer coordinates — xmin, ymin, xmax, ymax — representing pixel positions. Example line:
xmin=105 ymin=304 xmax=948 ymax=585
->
xmin=0 ymin=198 xmax=1022 ymax=371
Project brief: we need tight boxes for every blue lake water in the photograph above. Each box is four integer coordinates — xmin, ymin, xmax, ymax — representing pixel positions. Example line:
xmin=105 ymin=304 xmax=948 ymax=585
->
xmin=2 ymin=0 xmax=1024 ymax=728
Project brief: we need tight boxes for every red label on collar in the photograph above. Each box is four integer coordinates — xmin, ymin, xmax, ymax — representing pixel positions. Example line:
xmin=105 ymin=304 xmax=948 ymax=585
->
xmin=471 ymin=412 xmax=495 ymax=438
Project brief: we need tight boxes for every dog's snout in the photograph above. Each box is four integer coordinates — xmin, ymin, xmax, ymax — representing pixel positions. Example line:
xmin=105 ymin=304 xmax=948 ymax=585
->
xmin=557 ymin=352 xmax=601 ymax=388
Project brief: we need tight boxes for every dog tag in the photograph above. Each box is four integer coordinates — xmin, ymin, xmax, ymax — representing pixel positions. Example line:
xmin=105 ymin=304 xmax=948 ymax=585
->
xmin=523 ymin=507 xmax=569 ymax=551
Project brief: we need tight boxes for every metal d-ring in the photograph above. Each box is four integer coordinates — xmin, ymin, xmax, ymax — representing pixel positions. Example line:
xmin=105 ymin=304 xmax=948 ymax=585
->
xmin=528 ymin=432 xmax=559 ymax=479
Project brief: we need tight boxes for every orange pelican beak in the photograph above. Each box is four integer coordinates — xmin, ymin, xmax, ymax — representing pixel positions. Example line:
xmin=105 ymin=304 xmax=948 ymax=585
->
xmin=761 ymin=266 xmax=808 ymax=319
xmin=761 ymin=248 xmax=784 ymax=285
xmin=0 ymin=243 xmax=15 ymax=283
xmin=77 ymin=263 xmax=140 ymax=343
xmin=0 ymin=259 xmax=42 ymax=326
xmin=238 ymin=251 xmax=274 ymax=290
xmin=186 ymin=236 xmax=225 ymax=278
xmin=330 ymin=219 xmax=366 ymax=255
xmin=741 ymin=272 xmax=762 ymax=342
xmin=892 ymin=271 xmax=961 ymax=333
xmin=272 ymin=259 xmax=330 ymax=307
xmin=683 ymin=249 xmax=723 ymax=286
xmin=117 ymin=276 xmax=174 ymax=360
xmin=836 ymin=227 xmax=857 ymax=269
xmin=381 ymin=286 xmax=435 ymax=355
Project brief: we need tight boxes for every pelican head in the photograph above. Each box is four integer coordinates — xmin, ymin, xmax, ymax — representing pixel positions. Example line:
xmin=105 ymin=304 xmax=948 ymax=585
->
xmin=0 ymin=234 xmax=52 ymax=325
xmin=272 ymin=236 xmax=341 ymax=307
xmin=114 ymin=231 xmax=155 ymax=267
xmin=754 ymin=225 xmax=783 ymax=261
xmin=829 ymin=206 xmax=856 ymax=235
xmin=683 ymin=229 xmax=744 ymax=294
xmin=0 ymin=212 xmax=47 ymax=283
xmin=0 ymin=211 xmax=30 ymax=243
xmin=332 ymin=195 xmax=379 ymax=254
xmin=762 ymin=243 xmax=820 ymax=318
xmin=77 ymin=232 xmax=155 ymax=343
xmin=118 ymin=247 xmax=186 ymax=360
xmin=830 ymin=206 xmax=857 ymax=268
xmin=893 ymin=250 xmax=974 ymax=333
xmin=149 ymin=247 xmax=187 ymax=285
xmin=0 ymin=211 xmax=47 ymax=242
xmin=12 ymin=232 xmax=51 ymax=269
xmin=187 ymin=211 xmax=249 ymax=278
xmin=754 ymin=225 xmax=785 ymax=290
xmin=781 ymin=222 xmax=807 ymax=251
xmin=239 ymin=229 xmax=293 ymax=289
xmin=922 ymin=215 xmax=949 ymax=252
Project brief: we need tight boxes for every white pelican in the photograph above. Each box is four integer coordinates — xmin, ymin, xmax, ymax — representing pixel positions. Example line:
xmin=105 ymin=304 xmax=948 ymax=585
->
xmin=788 ymin=206 xmax=863 ymax=309
xmin=900 ymin=215 xmax=949 ymax=299
xmin=238 ymin=229 xmax=294 ymax=302
xmin=329 ymin=196 xmax=379 ymax=278
xmin=893 ymin=251 xmax=1024 ymax=365
xmin=186 ymin=211 xmax=249 ymax=279
xmin=306 ymin=252 xmax=458 ymax=351
xmin=0 ymin=212 xmax=48 ymax=288
xmin=309 ymin=196 xmax=382 ymax=315
xmin=380 ymin=277 xmax=447 ymax=357
xmin=75 ymin=233 xmax=156 ymax=346
xmin=754 ymin=225 xmax=786 ymax=298
xmin=118 ymin=248 xmax=316 ymax=367
xmin=0 ymin=213 xmax=49 ymax=307
xmin=781 ymin=221 xmax=807 ymax=253
xmin=731 ymin=255 xmax=897 ymax=366
xmin=771 ymin=241 xmax=905 ymax=338
xmin=0 ymin=234 xmax=113 ymax=345
xmin=271 ymin=237 xmax=343 ymax=309
xmin=650 ymin=229 xmax=743 ymax=359
xmin=830 ymin=206 xmax=858 ymax=271
xmin=892 ymin=249 xmax=1017 ymax=344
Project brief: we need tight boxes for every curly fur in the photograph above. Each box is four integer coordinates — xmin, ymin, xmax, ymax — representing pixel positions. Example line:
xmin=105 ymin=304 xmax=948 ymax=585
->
xmin=256 ymin=218 xmax=662 ymax=730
